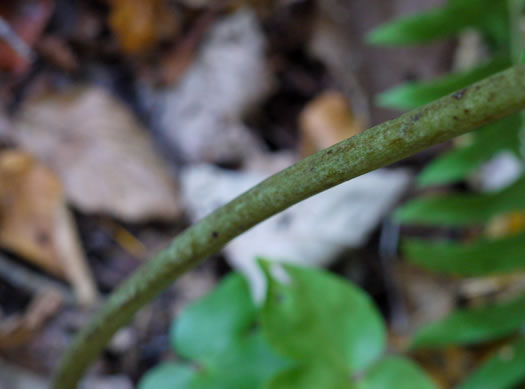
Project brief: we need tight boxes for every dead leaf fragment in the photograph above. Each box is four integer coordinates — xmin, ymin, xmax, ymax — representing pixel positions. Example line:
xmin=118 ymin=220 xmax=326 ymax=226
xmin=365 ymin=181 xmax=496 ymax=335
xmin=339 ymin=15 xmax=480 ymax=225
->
xmin=486 ymin=211 xmax=525 ymax=239
xmin=0 ymin=288 xmax=62 ymax=349
xmin=299 ymin=90 xmax=365 ymax=157
xmin=13 ymin=86 xmax=182 ymax=222
xmin=0 ymin=151 xmax=66 ymax=277
xmin=109 ymin=0 xmax=178 ymax=54
xmin=0 ymin=151 xmax=98 ymax=305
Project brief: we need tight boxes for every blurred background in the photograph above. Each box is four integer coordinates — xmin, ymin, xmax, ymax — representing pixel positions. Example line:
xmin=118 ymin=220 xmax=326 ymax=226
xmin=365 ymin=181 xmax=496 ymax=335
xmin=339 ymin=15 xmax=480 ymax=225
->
xmin=0 ymin=0 xmax=520 ymax=388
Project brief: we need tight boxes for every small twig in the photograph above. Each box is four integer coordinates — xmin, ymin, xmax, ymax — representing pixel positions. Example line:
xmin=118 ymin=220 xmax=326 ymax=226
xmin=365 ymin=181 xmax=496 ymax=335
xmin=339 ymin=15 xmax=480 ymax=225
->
xmin=0 ymin=253 xmax=73 ymax=304
xmin=0 ymin=16 xmax=33 ymax=62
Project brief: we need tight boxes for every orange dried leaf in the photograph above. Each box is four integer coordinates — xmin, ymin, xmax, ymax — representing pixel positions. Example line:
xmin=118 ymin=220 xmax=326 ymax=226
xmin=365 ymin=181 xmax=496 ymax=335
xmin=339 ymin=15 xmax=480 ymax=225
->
xmin=299 ymin=91 xmax=365 ymax=157
xmin=485 ymin=211 xmax=525 ymax=239
xmin=0 ymin=151 xmax=98 ymax=305
xmin=0 ymin=151 xmax=66 ymax=277
xmin=109 ymin=0 xmax=178 ymax=54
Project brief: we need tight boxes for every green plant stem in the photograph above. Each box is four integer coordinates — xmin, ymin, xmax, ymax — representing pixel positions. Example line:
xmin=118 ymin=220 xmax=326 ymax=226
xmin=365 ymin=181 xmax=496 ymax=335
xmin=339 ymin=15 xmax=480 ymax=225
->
xmin=509 ymin=0 xmax=525 ymax=157
xmin=509 ymin=0 xmax=525 ymax=63
xmin=53 ymin=65 xmax=525 ymax=389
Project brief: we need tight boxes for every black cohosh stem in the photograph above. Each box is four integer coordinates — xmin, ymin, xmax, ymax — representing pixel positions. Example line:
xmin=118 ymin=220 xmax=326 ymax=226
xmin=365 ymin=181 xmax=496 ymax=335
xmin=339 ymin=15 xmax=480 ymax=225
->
xmin=54 ymin=65 xmax=525 ymax=389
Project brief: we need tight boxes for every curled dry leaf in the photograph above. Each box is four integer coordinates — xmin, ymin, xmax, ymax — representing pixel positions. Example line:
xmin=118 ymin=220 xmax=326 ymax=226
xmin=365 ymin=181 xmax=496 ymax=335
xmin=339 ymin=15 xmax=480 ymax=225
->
xmin=0 ymin=288 xmax=62 ymax=349
xmin=299 ymin=90 xmax=365 ymax=157
xmin=108 ymin=0 xmax=179 ymax=54
xmin=12 ymin=86 xmax=182 ymax=222
xmin=0 ymin=151 xmax=97 ymax=305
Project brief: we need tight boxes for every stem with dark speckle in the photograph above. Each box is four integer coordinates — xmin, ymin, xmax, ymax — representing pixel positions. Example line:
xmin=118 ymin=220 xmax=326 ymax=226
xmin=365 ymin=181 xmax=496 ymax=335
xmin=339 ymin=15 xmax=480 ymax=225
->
xmin=54 ymin=65 xmax=525 ymax=389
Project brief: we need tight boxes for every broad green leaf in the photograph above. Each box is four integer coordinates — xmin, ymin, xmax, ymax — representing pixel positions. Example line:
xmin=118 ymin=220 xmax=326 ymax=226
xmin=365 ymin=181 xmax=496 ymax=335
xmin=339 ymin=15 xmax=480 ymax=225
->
xmin=417 ymin=115 xmax=521 ymax=187
xmin=171 ymin=273 xmax=256 ymax=363
xmin=412 ymin=294 xmax=525 ymax=348
xmin=404 ymin=232 xmax=525 ymax=276
xmin=396 ymin=175 xmax=525 ymax=226
xmin=138 ymin=363 xmax=196 ymax=389
xmin=193 ymin=333 xmax=289 ymax=389
xmin=358 ymin=357 xmax=438 ymax=389
xmin=165 ymin=273 xmax=288 ymax=389
xmin=458 ymin=337 xmax=525 ymax=389
xmin=260 ymin=261 xmax=385 ymax=373
xmin=139 ymin=336 xmax=288 ymax=389
xmin=377 ymin=56 xmax=510 ymax=110
xmin=267 ymin=364 xmax=354 ymax=389
xmin=367 ymin=0 xmax=505 ymax=46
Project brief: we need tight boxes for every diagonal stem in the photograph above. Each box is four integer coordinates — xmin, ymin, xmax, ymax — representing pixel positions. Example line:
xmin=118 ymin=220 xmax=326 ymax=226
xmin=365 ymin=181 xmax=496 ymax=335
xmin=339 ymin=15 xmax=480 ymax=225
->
xmin=53 ymin=65 xmax=525 ymax=389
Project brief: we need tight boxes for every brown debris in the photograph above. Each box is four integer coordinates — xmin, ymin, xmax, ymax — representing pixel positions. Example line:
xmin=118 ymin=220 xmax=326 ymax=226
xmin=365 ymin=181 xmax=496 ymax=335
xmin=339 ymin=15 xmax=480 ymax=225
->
xmin=0 ymin=288 xmax=63 ymax=349
xmin=12 ymin=86 xmax=182 ymax=223
xmin=299 ymin=90 xmax=365 ymax=156
xmin=0 ymin=150 xmax=98 ymax=305
xmin=108 ymin=0 xmax=179 ymax=54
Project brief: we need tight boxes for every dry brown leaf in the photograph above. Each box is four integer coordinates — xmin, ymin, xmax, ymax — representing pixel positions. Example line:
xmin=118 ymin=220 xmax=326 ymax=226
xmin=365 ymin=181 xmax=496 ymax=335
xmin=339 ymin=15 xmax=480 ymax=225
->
xmin=0 ymin=288 xmax=62 ymax=349
xmin=485 ymin=211 xmax=525 ymax=239
xmin=299 ymin=90 xmax=365 ymax=157
xmin=12 ymin=86 xmax=182 ymax=222
xmin=0 ymin=151 xmax=68 ymax=277
xmin=108 ymin=0 xmax=178 ymax=54
xmin=0 ymin=151 xmax=98 ymax=305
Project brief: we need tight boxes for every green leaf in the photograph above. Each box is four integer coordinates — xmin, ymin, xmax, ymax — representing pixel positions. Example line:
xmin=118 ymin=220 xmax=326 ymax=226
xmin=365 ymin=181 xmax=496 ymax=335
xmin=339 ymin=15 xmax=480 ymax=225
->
xmin=168 ymin=273 xmax=288 ymax=389
xmin=458 ymin=337 xmax=525 ymax=389
xmin=412 ymin=294 xmax=525 ymax=348
xmin=260 ymin=261 xmax=386 ymax=373
xmin=267 ymin=364 xmax=355 ymax=389
xmin=138 ymin=363 xmax=196 ymax=389
xmin=358 ymin=357 xmax=438 ymax=389
xmin=171 ymin=273 xmax=257 ymax=363
xmin=403 ymin=232 xmax=525 ymax=277
xmin=367 ymin=0 xmax=505 ymax=46
xmin=194 ymin=333 xmax=289 ymax=389
xmin=416 ymin=115 xmax=521 ymax=187
xmin=377 ymin=57 xmax=510 ymax=110
xmin=396 ymin=175 xmax=525 ymax=226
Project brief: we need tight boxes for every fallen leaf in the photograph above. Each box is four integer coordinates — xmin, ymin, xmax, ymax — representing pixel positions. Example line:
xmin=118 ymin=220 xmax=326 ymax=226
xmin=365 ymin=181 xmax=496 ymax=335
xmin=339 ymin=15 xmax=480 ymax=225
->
xmin=108 ymin=0 xmax=179 ymax=54
xmin=0 ymin=151 xmax=98 ymax=305
xmin=0 ymin=0 xmax=54 ymax=74
xmin=299 ymin=90 xmax=365 ymax=157
xmin=12 ymin=86 xmax=182 ymax=222
xmin=145 ymin=9 xmax=271 ymax=164
xmin=486 ymin=211 xmax=525 ymax=239
xmin=0 ymin=288 xmax=62 ymax=349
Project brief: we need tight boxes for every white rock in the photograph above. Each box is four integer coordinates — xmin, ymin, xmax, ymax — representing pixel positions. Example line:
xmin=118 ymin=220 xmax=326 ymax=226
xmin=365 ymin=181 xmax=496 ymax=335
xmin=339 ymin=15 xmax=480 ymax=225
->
xmin=477 ymin=151 xmax=524 ymax=192
xmin=181 ymin=163 xmax=411 ymax=300
xmin=148 ymin=9 xmax=272 ymax=163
